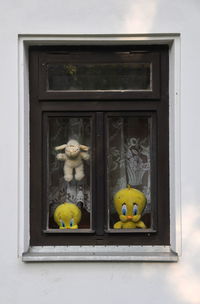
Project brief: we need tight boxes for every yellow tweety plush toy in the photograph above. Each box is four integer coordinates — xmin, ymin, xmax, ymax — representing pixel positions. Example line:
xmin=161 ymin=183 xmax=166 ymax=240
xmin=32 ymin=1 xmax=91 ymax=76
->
xmin=54 ymin=202 xmax=81 ymax=229
xmin=114 ymin=185 xmax=147 ymax=229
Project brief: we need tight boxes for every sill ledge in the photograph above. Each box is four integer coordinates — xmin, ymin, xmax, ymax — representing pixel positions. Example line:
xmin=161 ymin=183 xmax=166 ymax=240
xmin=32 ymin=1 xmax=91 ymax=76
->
xmin=22 ymin=246 xmax=178 ymax=262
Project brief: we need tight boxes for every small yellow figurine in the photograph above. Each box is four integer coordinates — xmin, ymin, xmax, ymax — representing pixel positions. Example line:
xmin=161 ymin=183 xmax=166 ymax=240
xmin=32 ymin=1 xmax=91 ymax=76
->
xmin=54 ymin=202 xmax=81 ymax=229
xmin=113 ymin=185 xmax=147 ymax=229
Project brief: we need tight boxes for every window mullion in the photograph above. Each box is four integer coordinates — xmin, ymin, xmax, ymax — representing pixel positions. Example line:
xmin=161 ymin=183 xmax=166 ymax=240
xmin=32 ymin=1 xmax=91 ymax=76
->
xmin=95 ymin=112 xmax=105 ymax=236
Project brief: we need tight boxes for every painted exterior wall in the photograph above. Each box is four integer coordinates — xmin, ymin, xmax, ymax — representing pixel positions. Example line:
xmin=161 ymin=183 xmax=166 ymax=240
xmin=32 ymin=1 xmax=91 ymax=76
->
xmin=0 ymin=0 xmax=200 ymax=303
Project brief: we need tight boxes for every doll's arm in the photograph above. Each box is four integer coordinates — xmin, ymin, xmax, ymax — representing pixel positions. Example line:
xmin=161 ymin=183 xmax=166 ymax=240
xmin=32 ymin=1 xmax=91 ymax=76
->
xmin=80 ymin=152 xmax=90 ymax=160
xmin=136 ymin=221 xmax=146 ymax=229
xmin=114 ymin=221 xmax=123 ymax=229
xmin=56 ymin=153 xmax=67 ymax=161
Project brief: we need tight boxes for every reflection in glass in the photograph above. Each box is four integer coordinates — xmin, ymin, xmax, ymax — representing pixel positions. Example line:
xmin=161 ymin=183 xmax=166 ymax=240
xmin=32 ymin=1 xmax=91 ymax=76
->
xmin=47 ymin=117 xmax=92 ymax=230
xmin=47 ymin=63 xmax=151 ymax=91
xmin=107 ymin=116 xmax=151 ymax=230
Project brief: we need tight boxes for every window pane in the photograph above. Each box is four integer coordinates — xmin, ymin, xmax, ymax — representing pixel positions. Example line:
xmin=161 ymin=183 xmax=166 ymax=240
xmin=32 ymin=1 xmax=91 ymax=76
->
xmin=46 ymin=116 xmax=92 ymax=231
xmin=107 ymin=116 xmax=152 ymax=231
xmin=47 ymin=63 xmax=151 ymax=91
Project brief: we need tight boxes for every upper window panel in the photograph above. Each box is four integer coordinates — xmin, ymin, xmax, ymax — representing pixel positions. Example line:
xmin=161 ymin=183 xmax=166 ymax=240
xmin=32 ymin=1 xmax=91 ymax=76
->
xmin=38 ymin=48 xmax=160 ymax=100
xmin=47 ymin=62 xmax=151 ymax=91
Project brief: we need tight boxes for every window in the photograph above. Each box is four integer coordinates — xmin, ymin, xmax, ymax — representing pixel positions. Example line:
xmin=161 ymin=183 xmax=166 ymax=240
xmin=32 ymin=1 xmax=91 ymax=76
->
xmin=23 ymin=41 xmax=180 ymax=261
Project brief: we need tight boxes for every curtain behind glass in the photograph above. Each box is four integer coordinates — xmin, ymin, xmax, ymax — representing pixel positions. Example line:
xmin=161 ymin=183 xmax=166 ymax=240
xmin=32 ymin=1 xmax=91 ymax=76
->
xmin=48 ymin=117 xmax=91 ymax=228
xmin=108 ymin=117 xmax=151 ymax=218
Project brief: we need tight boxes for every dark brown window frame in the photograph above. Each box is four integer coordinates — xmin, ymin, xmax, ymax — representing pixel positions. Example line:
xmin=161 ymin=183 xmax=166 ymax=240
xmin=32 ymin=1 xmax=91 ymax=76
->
xmin=29 ymin=45 xmax=169 ymax=246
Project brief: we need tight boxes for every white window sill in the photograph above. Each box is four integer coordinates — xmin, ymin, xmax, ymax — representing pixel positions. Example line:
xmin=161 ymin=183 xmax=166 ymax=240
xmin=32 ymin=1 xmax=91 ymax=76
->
xmin=22 ymin=246 xmax=178 ymax=262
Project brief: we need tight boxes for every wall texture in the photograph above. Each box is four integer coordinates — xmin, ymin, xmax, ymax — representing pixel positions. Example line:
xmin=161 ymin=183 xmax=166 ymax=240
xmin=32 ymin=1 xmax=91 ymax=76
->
xmin=0 ymin=0 xmax=200 ymax=303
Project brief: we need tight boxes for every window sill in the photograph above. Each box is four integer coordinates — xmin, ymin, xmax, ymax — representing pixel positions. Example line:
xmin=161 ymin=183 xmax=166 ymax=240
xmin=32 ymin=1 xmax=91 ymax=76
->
xmin=22 ymin=246 xmax=178 ymax=262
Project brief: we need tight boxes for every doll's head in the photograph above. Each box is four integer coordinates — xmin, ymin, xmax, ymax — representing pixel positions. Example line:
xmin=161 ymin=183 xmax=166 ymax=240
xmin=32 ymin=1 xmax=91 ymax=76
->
xmin=65 ymin=139 xmax=81 ymax=158
xmin=55 ymin=139 xmax=89 ymax=159
xmin=114 ymin=186 xmax=147 ymax=224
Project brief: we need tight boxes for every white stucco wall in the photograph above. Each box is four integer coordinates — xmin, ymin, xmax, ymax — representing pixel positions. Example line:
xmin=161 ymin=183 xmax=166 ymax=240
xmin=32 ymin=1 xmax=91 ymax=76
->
xmin=0 ymin=0 xmax=200 ymax=303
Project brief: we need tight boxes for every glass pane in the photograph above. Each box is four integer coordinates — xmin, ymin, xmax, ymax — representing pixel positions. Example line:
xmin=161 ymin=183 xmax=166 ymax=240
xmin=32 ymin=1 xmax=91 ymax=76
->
xmin=107 ymin=116 xmax=152 ymax=230
xmin=47 ymin=63 xmax=151 ymax=91
xmin=47 ymin=116 xmax=92 ymax=231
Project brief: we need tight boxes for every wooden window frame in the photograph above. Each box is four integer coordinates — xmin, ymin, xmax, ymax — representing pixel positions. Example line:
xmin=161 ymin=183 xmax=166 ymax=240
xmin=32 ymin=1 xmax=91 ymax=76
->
xmin=29 ymin=45 xmax=170 ymax=248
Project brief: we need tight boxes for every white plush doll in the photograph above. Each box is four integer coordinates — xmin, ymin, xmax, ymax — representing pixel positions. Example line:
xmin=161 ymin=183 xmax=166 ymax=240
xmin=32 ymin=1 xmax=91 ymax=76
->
xmin=55 ymin=139 xmax=90 ymax=182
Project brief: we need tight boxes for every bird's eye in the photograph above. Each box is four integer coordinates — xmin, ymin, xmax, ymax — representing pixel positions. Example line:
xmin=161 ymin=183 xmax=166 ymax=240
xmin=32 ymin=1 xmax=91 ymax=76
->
xmin=70 ymin=218 xmax=74 ymax=227
xmin=133 ymin=204 xmax=138 ymax=216
xmin=60 ymin=220 xmax=65 ymax=228
xmin=122 ymin=204 xmax=127 ymax=216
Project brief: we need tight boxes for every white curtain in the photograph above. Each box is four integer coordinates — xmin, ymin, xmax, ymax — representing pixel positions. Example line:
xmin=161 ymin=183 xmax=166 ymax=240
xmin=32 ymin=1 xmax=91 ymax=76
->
xmin=48 ymin=116 xmax=151 ymax=228
xmin=48 ymin=117 xmax=91 ymax=227
xmin=108 ymin=117 xmax=151 ymax=215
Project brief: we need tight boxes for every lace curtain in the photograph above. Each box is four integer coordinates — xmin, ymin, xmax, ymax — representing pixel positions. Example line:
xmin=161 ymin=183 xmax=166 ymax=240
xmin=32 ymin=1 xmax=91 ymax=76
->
xmin=48 ymin=117 xmax=91 ymax=227
xmin=47 ymin=116 xmax=151 ymax=228
xmin=108 ymin=117 xmax=151 ymax=215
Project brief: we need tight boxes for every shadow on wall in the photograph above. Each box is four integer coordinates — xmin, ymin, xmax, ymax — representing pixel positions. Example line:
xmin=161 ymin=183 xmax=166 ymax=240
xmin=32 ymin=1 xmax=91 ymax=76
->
xmin=166 ymin=192 xmax=200 ymax=304
xmin=121 ymin=1 xmax=200 ymax=303
xmin=137 ymin=189 xmax=200 ymax=304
